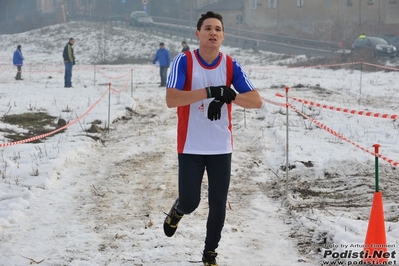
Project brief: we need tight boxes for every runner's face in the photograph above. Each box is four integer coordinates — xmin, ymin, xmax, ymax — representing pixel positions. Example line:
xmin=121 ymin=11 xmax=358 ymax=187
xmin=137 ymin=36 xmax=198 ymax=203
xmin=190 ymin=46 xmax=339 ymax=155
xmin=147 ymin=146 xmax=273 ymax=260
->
xmin=196 ymin=18 xmax=224 ymax=48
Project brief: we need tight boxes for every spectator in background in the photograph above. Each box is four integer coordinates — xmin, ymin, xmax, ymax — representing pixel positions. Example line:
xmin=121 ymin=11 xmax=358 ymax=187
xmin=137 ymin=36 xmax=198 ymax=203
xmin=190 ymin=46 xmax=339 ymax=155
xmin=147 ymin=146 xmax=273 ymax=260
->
xmin=63 ymin=38 xmax=75 ymax=88
xmin=13 ymin=45 xmax=24 ymax=80
xmin=359 ymin=33 xmax=366 ymax=39
xmin=152 ymin=42 xmax=171 ymax=87
xmin=181 ymin=40 xmax=190 ymax=52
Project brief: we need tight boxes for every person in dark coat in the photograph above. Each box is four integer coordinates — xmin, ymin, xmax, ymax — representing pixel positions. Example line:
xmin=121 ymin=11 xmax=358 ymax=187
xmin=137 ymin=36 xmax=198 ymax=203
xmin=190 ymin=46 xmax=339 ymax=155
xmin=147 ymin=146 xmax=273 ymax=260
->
xmin=13 ymin=45 xmax=24 ymax=80
xmin=63 ymin=38 xmax=75 ymax=88
xmin=152 ymin=42 xmax=171 ymax=87
xmin=181 ymin=41 xmax=190 ymax=52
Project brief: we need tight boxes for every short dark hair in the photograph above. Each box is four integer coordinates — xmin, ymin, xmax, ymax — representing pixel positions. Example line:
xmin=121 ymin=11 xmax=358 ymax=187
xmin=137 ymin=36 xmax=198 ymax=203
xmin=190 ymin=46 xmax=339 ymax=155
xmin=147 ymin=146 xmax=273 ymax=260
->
xmin=197 ymin=11 xmax=223 ymax=31
xmin=182 ymin=41 xmax=187 ymax=45
xmin=17 ymin=45 xmax=21 ymax=49
xmin=69 ymin=38 xmax=74 ymax=41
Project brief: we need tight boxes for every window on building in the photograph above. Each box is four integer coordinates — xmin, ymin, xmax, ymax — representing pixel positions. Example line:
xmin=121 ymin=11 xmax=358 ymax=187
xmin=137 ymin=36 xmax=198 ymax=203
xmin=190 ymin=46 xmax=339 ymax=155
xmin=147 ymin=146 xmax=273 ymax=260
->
xmin=297 ymin=0 xmax=304 ymax=7
xmin=268 ymin=0 xmax=277 ymax=9
xmin=249 ymin=0 xmax=257 ymax=10
xmin=368 ymin=0 xmax=374 ymax=5
xmin=347 ymin=0 xmax=353 ymax=6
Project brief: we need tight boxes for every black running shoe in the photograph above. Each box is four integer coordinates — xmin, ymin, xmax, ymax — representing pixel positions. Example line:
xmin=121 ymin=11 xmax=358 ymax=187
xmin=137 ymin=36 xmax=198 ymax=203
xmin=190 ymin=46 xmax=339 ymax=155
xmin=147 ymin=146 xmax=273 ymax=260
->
xmin=163 ymin=198 xmax=183 ymax=237
xmin=202 ymin=251 xmax=218 ymax=266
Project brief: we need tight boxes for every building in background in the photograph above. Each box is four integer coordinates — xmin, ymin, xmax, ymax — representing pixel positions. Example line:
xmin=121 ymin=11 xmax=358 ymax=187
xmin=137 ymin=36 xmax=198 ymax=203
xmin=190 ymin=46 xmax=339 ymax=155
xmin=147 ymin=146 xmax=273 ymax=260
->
xmin=194 ymin=0 xmax=244 ymax=28
xmin=1 ymin=0 xmax=398 ymax=43
xmin=241 ymin=0 xmax=399 ymax=44
xmin=171 ymin=0 xmax=399 ymax=43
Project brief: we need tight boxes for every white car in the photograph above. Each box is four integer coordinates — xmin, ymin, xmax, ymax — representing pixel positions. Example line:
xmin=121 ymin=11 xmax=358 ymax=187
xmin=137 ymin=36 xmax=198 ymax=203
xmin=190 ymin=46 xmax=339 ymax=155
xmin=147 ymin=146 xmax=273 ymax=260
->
xmin=129 ymin=11 xmax=153 ymax=26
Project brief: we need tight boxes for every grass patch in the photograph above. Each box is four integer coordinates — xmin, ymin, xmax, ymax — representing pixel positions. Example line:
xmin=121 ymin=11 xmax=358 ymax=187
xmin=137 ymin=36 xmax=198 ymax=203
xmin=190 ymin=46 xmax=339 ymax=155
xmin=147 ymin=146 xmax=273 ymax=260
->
xmin=1 ymin=112 xmax=61 ymax=143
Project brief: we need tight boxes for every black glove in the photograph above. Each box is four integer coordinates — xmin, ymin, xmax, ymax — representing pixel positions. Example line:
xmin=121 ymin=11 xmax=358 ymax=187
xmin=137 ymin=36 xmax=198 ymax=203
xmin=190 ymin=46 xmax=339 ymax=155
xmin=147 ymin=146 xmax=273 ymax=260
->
xmin=206 ymin=85 xmax=236 ymax=104
xmin=73 ymin=61 xmax=76 ymax=65
xmin=207 ymin=99 xmax=225 ymax=121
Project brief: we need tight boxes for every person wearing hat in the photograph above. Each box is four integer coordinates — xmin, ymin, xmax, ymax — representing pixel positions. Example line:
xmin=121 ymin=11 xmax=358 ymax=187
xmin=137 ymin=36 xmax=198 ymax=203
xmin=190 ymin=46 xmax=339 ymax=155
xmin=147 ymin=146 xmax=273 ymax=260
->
xmin=152 ymin=42 xmax=171 ymax=87
xmin=181 ymin=41 xmax=190 ymax=52
xmin=13 ymin=45 xmax=24 ymax=80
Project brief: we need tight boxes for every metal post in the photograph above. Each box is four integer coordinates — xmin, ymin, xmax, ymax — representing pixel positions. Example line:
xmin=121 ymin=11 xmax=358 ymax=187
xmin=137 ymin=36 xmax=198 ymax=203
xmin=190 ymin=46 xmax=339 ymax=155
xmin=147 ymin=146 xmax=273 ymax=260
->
xmin=131 ymin=69 xmax=133 ymax=98
xmin=108 ymin=83 xmax=111 ymax=133
xmin=343 ymin=0 xmax=347 ymax=53
xmin=373 ymin=144 xmax=380 ymax=192
xmin=277 ymin=0 xmax=280 ymax=30
xmin=359 ymin=0 xmax=361 ymax=27
xmin=244 ymin=108 xmax=246 ymax=128
xmin=378 ymin=0 xmax=381 ymax=34
xmin=239 ymin=22 xmax=241 ymax=48
xmin=190 ymin=0 xmax=193 ymax=34
xmin=62 ymin=5 xmax=67 ymax=23
xmin=94 ymin=65 xmax=96 ymax=87
xmin=360 ymin=61 xmax=363 ymax=95
xmin=285 ymin=86 xmax=289 ymax=193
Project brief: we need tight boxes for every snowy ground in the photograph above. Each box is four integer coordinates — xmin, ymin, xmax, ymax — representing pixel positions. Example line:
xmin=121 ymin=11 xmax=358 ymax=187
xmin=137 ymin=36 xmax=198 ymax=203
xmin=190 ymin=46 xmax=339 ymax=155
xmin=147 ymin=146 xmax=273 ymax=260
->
xmin=0 ymin=21 xmax=399 ymax=266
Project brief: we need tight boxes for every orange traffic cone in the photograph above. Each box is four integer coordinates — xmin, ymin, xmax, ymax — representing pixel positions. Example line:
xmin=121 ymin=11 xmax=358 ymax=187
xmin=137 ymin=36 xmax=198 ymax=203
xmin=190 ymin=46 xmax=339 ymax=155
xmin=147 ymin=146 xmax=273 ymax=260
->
xmin=363 ymin=191 xmax=387 ymax=265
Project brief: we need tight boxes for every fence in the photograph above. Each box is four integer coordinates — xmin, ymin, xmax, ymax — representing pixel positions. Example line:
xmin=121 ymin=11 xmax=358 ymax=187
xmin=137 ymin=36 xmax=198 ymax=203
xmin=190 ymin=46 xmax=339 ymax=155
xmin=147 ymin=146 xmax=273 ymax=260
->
xmin=152 ymin=16 xmax=342 ymax=54
xmin=0 ymin=63 xmax=137 ymax=147
xmin=255 ymin=60 xmax=399 ymax=173
xmin=66 ymin=15 xmax=342 ymax=56
xmin=1 ymin=59 xmax=399 ymax=171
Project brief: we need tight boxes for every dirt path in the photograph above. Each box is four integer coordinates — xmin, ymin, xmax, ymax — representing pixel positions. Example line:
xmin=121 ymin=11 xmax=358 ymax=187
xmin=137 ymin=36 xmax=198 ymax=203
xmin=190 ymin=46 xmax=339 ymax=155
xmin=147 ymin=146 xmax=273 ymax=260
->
xmin=60 ymin=99 xmax=314 ymax=265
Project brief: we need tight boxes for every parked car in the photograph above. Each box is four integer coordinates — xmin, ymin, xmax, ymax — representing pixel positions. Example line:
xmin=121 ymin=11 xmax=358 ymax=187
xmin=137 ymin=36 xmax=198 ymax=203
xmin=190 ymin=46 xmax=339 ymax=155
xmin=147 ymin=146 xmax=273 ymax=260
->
xmin=386 ymin=36 xmax=399 ymax=53
xmin=373 ymin=33 xmax=395 ymax=42
xmin=351 ymin=37 xmax=396 ymax=59
xmin=129 ymin=11 xmax=153 ymax=26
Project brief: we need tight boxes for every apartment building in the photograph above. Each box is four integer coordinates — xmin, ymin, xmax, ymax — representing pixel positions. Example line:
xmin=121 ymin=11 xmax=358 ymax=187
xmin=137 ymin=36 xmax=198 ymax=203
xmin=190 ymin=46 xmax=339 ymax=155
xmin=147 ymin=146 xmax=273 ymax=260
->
xmin=242 ymin=0 xmax=399 ymax=41
xmin=189 ymin=0 xmax=398 ymax=41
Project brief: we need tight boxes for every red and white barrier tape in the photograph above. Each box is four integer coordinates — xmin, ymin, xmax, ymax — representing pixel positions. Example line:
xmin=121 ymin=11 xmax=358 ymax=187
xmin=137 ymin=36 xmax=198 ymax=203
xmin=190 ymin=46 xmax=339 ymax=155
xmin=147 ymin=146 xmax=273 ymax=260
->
xmin=2 ymin=61 xmax=395 ymax=74
xmin=289 ymin=103 xmax=399 ymax=167
xmin=111 ymin=76 xmax=131 ymax=93
xmin=261 ymin=97 xmax=286 ymax=107
xmin=276 ymin=93 xmax=397 ymax=120
xmin=0 ymin=88 xmax=110 ymax=147
xmin=0 ymin=65 xmax=133 ymax=147
xmin=362 ymin=62 xmax=399 ymax=72
xmin=247 ymin=61 xmax=361 ymax=71
xmin=0 ymin=64 xmax=94 ymax=73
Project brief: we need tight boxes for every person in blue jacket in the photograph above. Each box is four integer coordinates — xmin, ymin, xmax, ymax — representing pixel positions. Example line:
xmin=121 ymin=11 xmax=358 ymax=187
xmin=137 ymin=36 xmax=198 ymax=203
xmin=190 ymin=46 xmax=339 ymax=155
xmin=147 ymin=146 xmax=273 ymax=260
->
xmin=13 ymin=45 xmax=24 ymax=80
xmin=152 ymin=42 xmax=171 ymax=87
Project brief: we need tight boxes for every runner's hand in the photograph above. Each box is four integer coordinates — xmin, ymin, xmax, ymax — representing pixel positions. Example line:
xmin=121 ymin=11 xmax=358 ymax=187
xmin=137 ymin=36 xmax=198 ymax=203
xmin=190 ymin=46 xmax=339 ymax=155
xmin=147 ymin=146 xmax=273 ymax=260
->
xmin=206 ymin=86 xmax=236 ymax=104
xmin=207 ymin=99 xmax=225 ymax=121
